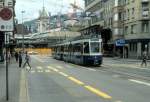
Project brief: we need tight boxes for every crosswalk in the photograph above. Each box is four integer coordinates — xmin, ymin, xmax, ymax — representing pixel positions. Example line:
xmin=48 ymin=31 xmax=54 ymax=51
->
xmin=26 ymin=65 xmax=62 ymax=73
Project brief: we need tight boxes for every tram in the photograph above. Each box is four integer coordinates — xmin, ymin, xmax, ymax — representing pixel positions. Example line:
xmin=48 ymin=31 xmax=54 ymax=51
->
xmin=52 ymin=36 xmax=103 ymax=66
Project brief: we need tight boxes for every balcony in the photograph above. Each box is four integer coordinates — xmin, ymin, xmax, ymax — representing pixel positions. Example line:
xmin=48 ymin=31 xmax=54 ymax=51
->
xmin=141 ymin=10 xmax=149 ymax=20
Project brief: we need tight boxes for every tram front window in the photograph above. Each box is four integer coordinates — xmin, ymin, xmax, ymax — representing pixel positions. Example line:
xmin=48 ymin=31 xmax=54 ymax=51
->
xmin=90 ymin=42 xmax=100 ymax=53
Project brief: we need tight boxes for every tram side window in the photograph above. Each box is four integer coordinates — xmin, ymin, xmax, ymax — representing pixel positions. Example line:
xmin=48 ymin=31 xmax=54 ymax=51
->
xmin=84 ymin=42 xmax=89 ymax=53
xmin=73 ymin=44 xmax=81 ymax=53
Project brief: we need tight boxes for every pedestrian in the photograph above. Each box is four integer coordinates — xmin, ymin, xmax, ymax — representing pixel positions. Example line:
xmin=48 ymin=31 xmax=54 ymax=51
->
xmin=15 ymin=51 xmax=19 ymax=62
xmin=141 ymin=51 xmax=147 ymax=67
xmin=23 ymin=51 xmax=31 ymax=70
xmin=18 ymin=51 xmax=22 ymax=68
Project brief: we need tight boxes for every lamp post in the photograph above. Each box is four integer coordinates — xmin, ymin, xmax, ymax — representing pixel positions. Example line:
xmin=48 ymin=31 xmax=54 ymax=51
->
xmin=21 ymin=10 xmax=25 ymax=53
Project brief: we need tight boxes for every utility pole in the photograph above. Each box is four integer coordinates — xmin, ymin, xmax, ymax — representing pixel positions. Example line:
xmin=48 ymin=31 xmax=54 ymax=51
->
xmin=21 ymin=10 xmax=25 ymax=53
xmin=5 ymin=33 xmax=9 ymax=101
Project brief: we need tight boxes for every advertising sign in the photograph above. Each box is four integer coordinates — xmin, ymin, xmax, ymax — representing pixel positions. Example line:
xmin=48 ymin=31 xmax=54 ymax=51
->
xmin=115 ymin=39 xmax=126 ymax=46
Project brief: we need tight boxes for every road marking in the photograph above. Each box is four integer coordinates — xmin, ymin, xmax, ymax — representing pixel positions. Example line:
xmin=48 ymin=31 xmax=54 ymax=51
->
xmin=103 ymin=64 xmax=150 ymax=71
xmin=19 ymin=69 xmax=30 ymax=102
xmin=112 ymin=75 xmax=120 ymax=78
xmin=59 ymin=72 xmax=69 ymax=77
xmin=37 ymin=66 xmax=43 ymax=70
xmin=37 ymin=70 xmax=43 ymax=73
xmin=30 ymin=70 xmax=35 ymax=73
xmin=56 ymin=66 xmax=63 ymax=69
xmin=129 ymin=79 xmax=150 ymax=86
xmin=26 ymin=67 xmax=30 ymax=70
xmin=84 ymin=85 xmax=112 ymax=99
xmin=45 ymin=70 xmax=51 ymax=73
xmin=47 ymin=66 xmax=53 ymax=70
xmin=88 ymin=68 xmax=96 ymax=71
xmin=68 ymin=77 xmax=84 ymax=85
xmin=115 ymin=101 xmax=122 ymax=102
xmin=52 ymin=68 xmax=59 ymax=72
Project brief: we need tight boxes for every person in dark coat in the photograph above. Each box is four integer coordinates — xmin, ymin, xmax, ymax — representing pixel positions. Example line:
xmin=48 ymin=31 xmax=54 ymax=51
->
xmin=15 ymin=51 xmax=19 ymax=62
xmin=141 ymin=51 xmax=147 ymax=67
xmin=18 ymin=51 xmax=22 ymax=68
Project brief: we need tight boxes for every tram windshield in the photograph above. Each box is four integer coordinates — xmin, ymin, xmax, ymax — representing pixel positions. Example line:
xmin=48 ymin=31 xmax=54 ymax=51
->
xmin=90 ymin=42 xmax=100 ymax=53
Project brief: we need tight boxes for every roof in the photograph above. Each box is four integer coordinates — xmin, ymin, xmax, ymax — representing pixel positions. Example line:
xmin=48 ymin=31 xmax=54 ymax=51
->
xmin=38 ymin=7 xmax=49 ymax=19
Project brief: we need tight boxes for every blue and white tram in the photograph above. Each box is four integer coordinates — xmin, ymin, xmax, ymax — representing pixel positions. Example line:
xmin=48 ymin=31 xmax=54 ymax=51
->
xmin=52 ymin=37 xmax=103 ymax=66
xmin=70 ymin=38 xmax=102 ymax=65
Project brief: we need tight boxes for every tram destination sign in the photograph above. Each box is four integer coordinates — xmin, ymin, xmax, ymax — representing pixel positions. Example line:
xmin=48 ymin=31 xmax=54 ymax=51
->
xmin=0 ymin=7 xmax=14 ymax=31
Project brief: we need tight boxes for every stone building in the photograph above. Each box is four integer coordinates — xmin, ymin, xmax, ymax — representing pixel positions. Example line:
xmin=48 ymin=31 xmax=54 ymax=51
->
xmin=84 ymin=0 xmax=150 ymax=58
xmin=36 ymin=7 xmax=50 ymax=33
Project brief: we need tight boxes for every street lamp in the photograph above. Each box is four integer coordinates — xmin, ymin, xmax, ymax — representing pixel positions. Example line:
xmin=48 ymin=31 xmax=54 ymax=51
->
xmin=21 ymin=10 xmax=25 ymax=53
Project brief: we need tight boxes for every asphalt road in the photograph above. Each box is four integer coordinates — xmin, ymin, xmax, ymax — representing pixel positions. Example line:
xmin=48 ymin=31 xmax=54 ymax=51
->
xmin=25 ymin=55 xmax=150 ymax=102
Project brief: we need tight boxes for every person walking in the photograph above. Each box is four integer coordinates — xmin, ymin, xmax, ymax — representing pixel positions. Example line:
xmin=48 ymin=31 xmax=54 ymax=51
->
xmin=23 ymin=51 xmax=31 ymax=70
xmin=18 ymin=51 xmax=22 ymax=68
xmin=141 ymin=51 xmax=147 ymax=67
xmin=15 ymin=51 xmax=19 ymax=62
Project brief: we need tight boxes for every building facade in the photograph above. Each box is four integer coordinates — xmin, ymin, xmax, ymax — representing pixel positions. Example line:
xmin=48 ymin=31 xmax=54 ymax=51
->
xmin=84 ymin=0 xmax=150 ymax=58
xmin=36 ymin=7 xmax=50 ymax=33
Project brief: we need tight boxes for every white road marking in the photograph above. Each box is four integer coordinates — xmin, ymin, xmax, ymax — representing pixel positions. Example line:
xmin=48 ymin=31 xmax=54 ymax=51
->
xmin=59 ymin=72 xmax=69 ymax=77
xmin=26 ymin=67 xmax=30 ymax=70
xmin=47 ymin=66 xmax=53 ymax=70
xmin=56 ymin=66 xmax=63 ymax=69
xmin=45 ymin=70 xmax=51 ymax=73
xmin=103 ymin=64 xmax=150 ymax=71
xmin=37 ymin=66 xmax=43 ymax=70
xmin=129 ymin=79 xmax=150 ymax=86
xmin=37 ymin=70 xmax=43 ymax=73
xmin=115 ymin=101 xmax=123 ymax=102
xmin=50 ymin=68 xmax=59 ymax=72
xmin=30 ymin=70 xmax=35 ymax=73
xmin=112 ymin=75 xmax=120 ymax=78
xmin=88 ymin=68 xmax=96 ymax=71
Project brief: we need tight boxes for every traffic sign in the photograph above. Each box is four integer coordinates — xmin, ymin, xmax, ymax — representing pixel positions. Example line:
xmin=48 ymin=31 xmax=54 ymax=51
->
xmin=0 ymin=8 xmax=12 ymax=20
xmin=0 ymin=7 xmax=14 ymax=31
xmin=115 ymin=39 xmax=126 ymax=46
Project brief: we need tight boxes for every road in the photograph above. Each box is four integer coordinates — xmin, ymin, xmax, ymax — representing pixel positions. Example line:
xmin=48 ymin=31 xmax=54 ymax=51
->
xmin=24 ymin=55 xmax=150 ymax=102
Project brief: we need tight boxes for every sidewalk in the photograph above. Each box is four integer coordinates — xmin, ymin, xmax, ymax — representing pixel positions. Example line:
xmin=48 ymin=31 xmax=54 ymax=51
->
xmin=103 ymin=57 xmax=150 ymax=69
xmin=112 ymin=57 xmax=150 ymax=62
xmin=0 ymin=58 xmax=21 ymax=102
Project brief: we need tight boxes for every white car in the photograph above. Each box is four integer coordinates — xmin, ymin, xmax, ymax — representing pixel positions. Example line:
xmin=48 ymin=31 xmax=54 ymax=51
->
xmin=28 ymin=51 xmax=38 ymax=55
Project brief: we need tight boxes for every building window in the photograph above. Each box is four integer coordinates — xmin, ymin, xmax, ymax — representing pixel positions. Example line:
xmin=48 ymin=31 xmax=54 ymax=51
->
xmin=118 ymin=12 xmax=123 ymax=21
xmin=132 ymin=8 xmax=135 ymax=19
xmin=125 ymin=26 xmax=128 ymax=35
xmin=131 ymin=24 xmax=136 ymax=34
xmin=142 ymin=21 xmax=149 ymax=33
xmin=127 ymin=9 xmax=130 ymax=20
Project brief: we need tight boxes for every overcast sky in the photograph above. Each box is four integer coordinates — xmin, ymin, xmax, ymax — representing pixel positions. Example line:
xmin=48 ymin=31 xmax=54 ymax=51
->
xmin=15 ymin=0 xmax=84 ymax=23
